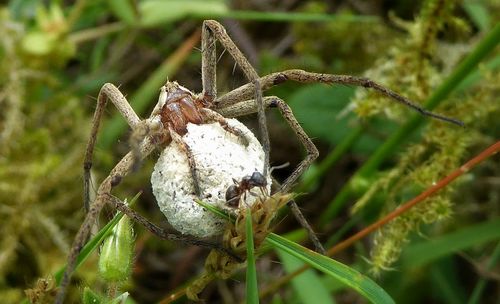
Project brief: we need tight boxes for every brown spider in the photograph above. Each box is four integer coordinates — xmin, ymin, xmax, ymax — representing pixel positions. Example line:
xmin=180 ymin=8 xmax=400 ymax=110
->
xmin=56 ymin=20 xmax=462 ymax=303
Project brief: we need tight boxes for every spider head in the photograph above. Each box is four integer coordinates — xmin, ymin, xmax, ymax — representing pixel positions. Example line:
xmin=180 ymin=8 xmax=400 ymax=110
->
xmin=154 ymin=81 xmax=195 ymax=114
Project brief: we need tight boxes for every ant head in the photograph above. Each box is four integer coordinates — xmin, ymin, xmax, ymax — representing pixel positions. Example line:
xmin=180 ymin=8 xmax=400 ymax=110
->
xmin=249 ymin=171 xmax=267 ymax=187
xmin=225 ymin=184 xmax=240 ymax=207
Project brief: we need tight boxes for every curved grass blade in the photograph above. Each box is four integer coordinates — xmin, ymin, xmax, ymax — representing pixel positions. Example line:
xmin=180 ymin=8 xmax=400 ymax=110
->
xmin=401 ymin=218 xmax=500 ymax=269
xmin=276 ymin=248 xmax=335 ymax=304
xmin=246 ymin=208 xmax=259 ymax=304
xmin=266 ymin=234 xmax=395 ymax=304
xmin=197 ymin=199 xmax=392 ymax=303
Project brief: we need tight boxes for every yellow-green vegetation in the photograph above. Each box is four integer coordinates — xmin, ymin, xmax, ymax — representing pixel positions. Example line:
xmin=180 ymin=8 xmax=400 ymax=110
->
xmin=0 ymin=0 xmax=498 ymax=303
xmin=0 ymin=7 xmax=88 ymax=303
xmin=346 ymin=0 xmax=499 ymax=275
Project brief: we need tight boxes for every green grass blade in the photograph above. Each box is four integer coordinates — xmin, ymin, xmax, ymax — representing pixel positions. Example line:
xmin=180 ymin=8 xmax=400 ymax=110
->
xmin=401 ymin=218 xmax=500 ymax=269
xmin=207 ymin=10 xmax=377 ymax=23
xmin=54 ymin=192 xmax=141 ymax=284
xmin=276 ymin=248 xmax=335 ymax=304
xmin=266 ymin=234 xmax=395 ymax=304
xmin=138 ymin=0 xmax=376 ymax=27
xmin=108 ymin=0 xmax=138 ymax=25
xmin=197 ymin=198 xmax=391 ymax=303
xmin=246 ymin=208 xmax=259 ymax=304
xmin=468 ymin=241 xmax=500 ymax=304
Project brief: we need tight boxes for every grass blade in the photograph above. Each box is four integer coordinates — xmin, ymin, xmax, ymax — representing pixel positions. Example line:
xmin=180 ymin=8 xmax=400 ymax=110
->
xmin=266 ymin=234 xmax=394 ymax=304
xmin=246 ymin=208 xmax=259 ymax=304
xmin=468 ymin=241 xmax=500 ymax=304
xmin=320 ymin=23 xmax=500 ymax=224
xmin=401 ymin=218 xmax=500 ymax=269
xmin=276 ymin=248 xmax=335 ymax=304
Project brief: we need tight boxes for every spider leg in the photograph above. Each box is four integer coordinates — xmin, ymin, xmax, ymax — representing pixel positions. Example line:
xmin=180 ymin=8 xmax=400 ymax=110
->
xmin=201 ymin=21 xmax=217 ymax=103
xmin=84 ymin=83 xmax=141 ymax=212
xmin=199 ymin=108 xmax=250 ymax=146
xmin=217 ymin=96 xmax=325 ymax=254
xmin=202 ymin=20 xmax=270 ymax=177
xmin=107 ymin=194 xmax=243 ymax=261
xmin=215 ymin=69 xmax=463 ymax=127
xmin=56 ymin=139 xmax=156 ymax=304
xmin=169 ymin=127 xmax=202 ymax=197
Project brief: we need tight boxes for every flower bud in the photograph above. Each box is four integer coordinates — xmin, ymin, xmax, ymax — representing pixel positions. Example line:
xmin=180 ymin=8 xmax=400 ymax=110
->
xmin=98 ymin=216 xmax=134 ymax=283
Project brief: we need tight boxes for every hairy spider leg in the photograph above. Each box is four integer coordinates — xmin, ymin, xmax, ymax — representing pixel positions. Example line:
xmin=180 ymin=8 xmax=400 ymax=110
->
xmin=57 ymin=138 xmax=156 ymax=304
xmin=216 ymin=70 xmax=464 ymax=127
xmin=217 ymin=96 xmax=325 ymax=254
xmin=202 ymin=20 xmax=270 ymax=177
xmin=83 ymin=83 xmax=141 ymax=212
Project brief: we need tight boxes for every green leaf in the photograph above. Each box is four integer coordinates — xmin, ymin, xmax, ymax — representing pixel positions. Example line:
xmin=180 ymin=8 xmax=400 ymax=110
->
xmin=246 ymin=208 xmax=259 ymax=304
xmin=401 ymin=218 xmax=500 ymax=268
xmin=109 ymin=0 xmax=138 ymax=25
xmin=462 ymin=2 xmax=490 ymax=31
xmin=138 ymin=1 xmax=375 ymax=27
xmin=267 ymin=234 xmax=395 ymax=304
xmin=288 ymin=84 xmax=394 ymax=155
xmin=276 ymin=248 xmax=335 ymax=304
xmin=139 ymin=0 xmax=228 ymax=27
xmin=82 ymin=287 xmax=105 ymax=304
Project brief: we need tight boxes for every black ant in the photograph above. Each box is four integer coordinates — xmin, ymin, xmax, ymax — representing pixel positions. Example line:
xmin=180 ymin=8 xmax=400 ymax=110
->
xmin=225 ymin=171 xmax=267 ymax=208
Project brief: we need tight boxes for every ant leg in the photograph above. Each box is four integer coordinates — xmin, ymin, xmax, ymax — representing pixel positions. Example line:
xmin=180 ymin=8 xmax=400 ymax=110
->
xmin=217 ymin=96 xmax=325 ymax=254
xmin=169 ymin=127 xmax=202 ymax=197
xmin=202 ymin=20 xmax=270 ymax=177
xmin=216 ymin=70 xmax=463 ymax=127
xmin=56 ymin=140 xmax=156 ymax=304
xmin=106 ymin=194 xmax=242 ymax=261
xmin=84 ymin=83 xmax=141 ymax=212
xmin=199 ymin=108 xmax=250 ymax=146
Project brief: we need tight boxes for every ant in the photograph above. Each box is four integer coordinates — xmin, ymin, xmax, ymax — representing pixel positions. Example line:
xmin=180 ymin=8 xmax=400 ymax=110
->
xmin=225 ymin=171 xmax=268 ymax=207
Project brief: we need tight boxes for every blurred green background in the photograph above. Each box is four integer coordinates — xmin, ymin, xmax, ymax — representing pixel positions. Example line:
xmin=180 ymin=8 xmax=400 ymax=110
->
xmin=0 ymin=0 xmax=499 ymax=303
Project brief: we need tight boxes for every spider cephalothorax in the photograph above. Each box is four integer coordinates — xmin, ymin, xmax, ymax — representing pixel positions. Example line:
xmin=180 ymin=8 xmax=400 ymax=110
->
xmin=155 ymin=81 xmax=213 ymax=136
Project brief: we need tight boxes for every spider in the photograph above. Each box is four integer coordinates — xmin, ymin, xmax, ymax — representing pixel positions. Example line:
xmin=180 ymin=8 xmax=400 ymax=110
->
xmin=55 ymin=20 xmax=462 ymax=303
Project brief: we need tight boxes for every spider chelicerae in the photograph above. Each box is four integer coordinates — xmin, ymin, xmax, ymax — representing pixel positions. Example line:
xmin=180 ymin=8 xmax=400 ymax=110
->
xmin=55 ymin=19 xmax=462 ymax=303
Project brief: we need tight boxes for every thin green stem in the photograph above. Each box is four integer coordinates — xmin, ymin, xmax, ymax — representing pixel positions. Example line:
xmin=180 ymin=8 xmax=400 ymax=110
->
xmin=66 ymin=0 xmax=89 ymax=30
xmin=69 ymin=22 xmax=125 ymax=44
xmin=202 ymin=10 xmax=378 ymax=23
xmin=467 ymin=241 xmax=500 ymax=304
xmin=319 ymin=23 xmax=500 ymax=225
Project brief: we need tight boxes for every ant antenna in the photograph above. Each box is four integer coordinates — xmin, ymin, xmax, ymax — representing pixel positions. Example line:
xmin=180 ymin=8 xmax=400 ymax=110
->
xmin=269 ymin=162 xmax=290 ymax=174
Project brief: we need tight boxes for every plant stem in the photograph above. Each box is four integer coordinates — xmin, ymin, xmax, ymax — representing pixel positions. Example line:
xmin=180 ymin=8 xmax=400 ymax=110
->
xmin=319 ymin=23 xmax=500 ymax=225
xmin=467 ymin=241 xmax=500 ymax=304
xmin=260 ymin=140 xmax=500 ymax=299
xmin=69 ymin=22 xmax=125 ymax=44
